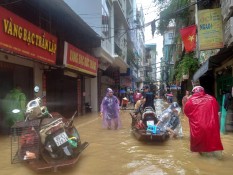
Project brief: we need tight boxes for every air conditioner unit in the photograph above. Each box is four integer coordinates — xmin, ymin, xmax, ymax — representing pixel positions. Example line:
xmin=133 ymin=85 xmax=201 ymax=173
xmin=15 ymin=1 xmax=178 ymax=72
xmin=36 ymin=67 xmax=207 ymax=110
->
xmin=224 ymin=17 xmax=233 ymax=46
xmin=221 ymin=0 xmax=233 ymax=21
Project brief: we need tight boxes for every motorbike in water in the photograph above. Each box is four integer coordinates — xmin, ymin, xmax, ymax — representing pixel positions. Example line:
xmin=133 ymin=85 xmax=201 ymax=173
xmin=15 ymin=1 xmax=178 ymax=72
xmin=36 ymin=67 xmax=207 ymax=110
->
xmin=130 ymin=106 xmax=170 ymax=142
xmin=10 ymin=86 xmax=89 ymax=172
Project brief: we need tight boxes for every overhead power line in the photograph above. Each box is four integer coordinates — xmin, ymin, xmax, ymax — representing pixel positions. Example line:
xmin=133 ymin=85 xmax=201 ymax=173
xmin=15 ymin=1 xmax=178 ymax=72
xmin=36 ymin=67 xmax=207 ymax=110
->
xmin=143 ymin=0 xmax=204 ymax=29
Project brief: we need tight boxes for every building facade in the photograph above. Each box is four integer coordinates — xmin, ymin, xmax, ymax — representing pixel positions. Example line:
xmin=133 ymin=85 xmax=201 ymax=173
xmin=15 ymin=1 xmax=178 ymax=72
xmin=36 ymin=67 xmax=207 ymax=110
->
xmin=0 ymin=0 xmax=101 ymax=133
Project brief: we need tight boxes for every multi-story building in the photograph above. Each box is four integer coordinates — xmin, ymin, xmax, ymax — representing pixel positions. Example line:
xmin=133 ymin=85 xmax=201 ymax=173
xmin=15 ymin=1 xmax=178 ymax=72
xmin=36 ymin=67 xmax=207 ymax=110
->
xmin=144 ymin=44 xmax=157 ymax=92
xmin=63 ymin=0 xmax=118 ymax=110
xmin=0 ymin=0 xmax=102 ymax=133
xmin=159 ymin=0 xmax=233 ymax=131
xmin=0 ymin=1 xmax=146 ymax=133
xmin=161 ymin=26 xmax=175 ymax=88
xmin=64 ymin=0 xmax=145 ymax=107
xmin=190 ymin=0 xmax=233 ymax=101
xmin=128 ymin=4 xmax=145 ymax=90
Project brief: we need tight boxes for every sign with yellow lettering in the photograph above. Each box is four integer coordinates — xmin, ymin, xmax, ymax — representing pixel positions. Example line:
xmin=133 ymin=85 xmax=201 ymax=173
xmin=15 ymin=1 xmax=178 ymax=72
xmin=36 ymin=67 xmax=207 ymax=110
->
xmin=63 ymin=42 xmax=98 ymax=76
xmin=198 ymin=8 xmax=224 ymax=50
xmin=0 ymin=7 xmax=57 ymax=64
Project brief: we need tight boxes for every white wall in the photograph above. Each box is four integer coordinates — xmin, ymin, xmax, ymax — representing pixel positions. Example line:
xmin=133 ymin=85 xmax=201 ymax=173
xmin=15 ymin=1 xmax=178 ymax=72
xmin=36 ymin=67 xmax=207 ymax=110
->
xmin=84 ymin=76 xmax=98 ymax=112
xmin=64 ymin=0 xmax=102 ymax=35
xmin=164 ymin=28 xmax=174 ymax=45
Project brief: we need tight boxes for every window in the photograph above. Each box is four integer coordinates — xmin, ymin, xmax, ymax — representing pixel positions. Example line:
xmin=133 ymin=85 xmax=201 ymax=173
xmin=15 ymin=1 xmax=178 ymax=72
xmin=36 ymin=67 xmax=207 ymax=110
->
xmin=168 ymin=32 xmax=173 ymax=40
xmin=102 ymin=0 xmax=111 ymax=38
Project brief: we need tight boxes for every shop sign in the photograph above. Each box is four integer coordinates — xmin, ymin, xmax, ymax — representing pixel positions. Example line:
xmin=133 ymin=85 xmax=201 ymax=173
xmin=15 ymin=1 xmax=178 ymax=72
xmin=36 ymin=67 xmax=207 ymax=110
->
xmin=63 ymin=42 xmax=98 ymax=76
xmin=198 ymin=8 xmax=224 ymax=50
xmin=0 ymin=7 xmax=57 ymax=64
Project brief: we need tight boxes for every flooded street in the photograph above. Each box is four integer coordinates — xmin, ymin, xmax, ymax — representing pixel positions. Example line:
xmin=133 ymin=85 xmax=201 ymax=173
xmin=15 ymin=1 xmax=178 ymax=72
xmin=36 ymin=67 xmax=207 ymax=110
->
xmin=1 ymin=99 xmax=233 ymax=175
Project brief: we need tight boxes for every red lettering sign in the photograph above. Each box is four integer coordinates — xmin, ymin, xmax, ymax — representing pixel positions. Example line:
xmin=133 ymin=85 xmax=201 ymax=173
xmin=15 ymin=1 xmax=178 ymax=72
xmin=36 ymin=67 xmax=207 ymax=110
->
xmin=0 ymin=7 xmax=57 ymax=64
xmin=63 ymin=42 xmax=98 ymax=76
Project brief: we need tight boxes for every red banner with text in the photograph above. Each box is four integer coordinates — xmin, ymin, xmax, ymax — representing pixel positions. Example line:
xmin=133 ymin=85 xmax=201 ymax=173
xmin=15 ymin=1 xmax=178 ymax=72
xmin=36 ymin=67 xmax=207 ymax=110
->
xmin=0 ymin=7 xmax=57 ymax=64
xmin=63 ymin=42 xmax=98 ymax=76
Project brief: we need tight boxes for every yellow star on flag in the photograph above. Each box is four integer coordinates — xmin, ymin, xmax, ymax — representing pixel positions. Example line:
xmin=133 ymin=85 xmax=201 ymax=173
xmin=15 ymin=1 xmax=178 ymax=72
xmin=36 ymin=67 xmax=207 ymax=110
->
xmin=188 ymin=35 xmax=195 ymax=42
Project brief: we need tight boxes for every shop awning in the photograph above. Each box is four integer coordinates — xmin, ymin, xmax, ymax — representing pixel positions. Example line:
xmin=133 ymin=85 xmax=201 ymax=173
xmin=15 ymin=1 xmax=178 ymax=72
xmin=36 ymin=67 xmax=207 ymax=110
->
xmin=193 ymin=45 xmax=233 ymax=82
xmin=193 ymin=60 xmax=209 ymax=82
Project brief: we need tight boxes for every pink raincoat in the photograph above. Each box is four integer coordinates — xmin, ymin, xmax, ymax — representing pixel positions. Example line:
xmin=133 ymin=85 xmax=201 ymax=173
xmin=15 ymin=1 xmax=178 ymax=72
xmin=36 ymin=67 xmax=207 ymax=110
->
xmin=184 ymin=86 xmax=223 ymax=152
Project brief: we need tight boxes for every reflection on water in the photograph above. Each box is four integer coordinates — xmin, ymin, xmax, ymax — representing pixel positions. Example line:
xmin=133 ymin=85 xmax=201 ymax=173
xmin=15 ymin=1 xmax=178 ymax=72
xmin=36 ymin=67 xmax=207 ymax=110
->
xmin=0 ymin=99 xmax=233 ymax=175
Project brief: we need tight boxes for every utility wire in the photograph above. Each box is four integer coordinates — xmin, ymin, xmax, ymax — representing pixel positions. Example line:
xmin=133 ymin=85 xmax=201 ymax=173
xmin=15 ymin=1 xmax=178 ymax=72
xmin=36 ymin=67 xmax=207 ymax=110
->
xmin=141 ymin=0 xmax=203 ymax=29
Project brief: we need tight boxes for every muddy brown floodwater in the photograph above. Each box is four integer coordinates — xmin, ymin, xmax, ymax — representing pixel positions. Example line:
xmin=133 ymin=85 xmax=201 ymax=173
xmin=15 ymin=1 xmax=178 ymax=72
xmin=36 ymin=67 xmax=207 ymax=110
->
xmin=0 ymin=99 xmax=233 ymax=175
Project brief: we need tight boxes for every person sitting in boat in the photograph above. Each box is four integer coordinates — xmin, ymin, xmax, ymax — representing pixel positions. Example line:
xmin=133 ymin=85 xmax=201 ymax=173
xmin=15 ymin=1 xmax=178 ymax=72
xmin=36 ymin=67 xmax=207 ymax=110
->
xmin=156 ymin=102 xmax=182 ymax=137
xmin=134 ymin=96 xmax=144 ymax=110
xmin=132 ymin=98 xmax=146 ymax=129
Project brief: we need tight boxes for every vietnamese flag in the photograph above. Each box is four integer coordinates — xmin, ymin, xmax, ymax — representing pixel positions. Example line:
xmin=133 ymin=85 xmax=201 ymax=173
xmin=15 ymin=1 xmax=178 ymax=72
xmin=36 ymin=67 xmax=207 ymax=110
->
xmin=180 ymin=25 xmax=197 ymax=53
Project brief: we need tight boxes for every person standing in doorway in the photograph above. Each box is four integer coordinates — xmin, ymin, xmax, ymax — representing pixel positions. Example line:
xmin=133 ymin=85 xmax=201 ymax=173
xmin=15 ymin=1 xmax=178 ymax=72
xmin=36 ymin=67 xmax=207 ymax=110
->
xmin=100 ymin=88 xmax=121 ymax=130
xmin=184 ymin=86 xmax=223 ymax=159
xmin=2 ymin=85 xmax=26 ymax=128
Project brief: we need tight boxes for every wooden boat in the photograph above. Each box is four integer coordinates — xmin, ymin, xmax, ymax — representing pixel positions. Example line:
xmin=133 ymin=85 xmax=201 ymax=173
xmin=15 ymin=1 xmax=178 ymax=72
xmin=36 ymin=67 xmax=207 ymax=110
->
xmin=130 ymin=112 xmax=169 ymax=142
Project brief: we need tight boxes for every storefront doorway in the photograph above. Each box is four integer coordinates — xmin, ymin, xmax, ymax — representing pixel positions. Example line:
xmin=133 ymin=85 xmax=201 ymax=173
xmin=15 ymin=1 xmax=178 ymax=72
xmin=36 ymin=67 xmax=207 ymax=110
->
xmin=0 ymin=61 xmax=33 ymax=134
xmin=46 ymin=71 xmax=78 ymax=118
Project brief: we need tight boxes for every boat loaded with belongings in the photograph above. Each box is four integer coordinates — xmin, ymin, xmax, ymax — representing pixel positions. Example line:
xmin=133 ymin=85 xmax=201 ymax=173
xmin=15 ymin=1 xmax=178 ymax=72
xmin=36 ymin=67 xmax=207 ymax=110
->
xmin=130 ymin=107 xmax=169 ymax=142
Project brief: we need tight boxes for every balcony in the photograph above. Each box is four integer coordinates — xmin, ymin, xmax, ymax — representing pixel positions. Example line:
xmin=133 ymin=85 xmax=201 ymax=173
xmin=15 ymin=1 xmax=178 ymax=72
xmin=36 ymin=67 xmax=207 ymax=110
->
xmin=113 ymin=0 xmax=129 ymax=28
xmin=143 ymin=63 xmax=153 ymax=72
xmin=113 ymin=42 xmax=128 ymax=73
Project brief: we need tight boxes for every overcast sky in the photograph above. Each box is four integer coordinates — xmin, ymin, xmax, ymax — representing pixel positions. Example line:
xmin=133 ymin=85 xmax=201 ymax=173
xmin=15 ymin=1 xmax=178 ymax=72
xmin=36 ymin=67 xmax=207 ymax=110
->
xmin=136 ymin=0 xmax=163 ymax=60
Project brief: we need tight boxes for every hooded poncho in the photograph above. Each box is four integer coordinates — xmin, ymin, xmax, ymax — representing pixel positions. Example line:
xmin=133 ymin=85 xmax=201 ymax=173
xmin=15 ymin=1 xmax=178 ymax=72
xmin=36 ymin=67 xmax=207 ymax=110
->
xmin=184 ymin=86 xmax=223 ymax=152
xmin=100 ymin=88 xmax=121 ymax=129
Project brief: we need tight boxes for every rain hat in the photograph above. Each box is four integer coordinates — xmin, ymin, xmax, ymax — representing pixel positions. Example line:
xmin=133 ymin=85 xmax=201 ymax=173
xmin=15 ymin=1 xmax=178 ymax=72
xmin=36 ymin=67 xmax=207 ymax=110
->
xmin=107 ymin=88 xmax=113 ymax=93
xmin=192 ymin=86 xmax=204 ymax=93
xmin=170 ymin=102 xmax=181 ymax=113
xmin=170 ymin=102 xmax=179 ymax=109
